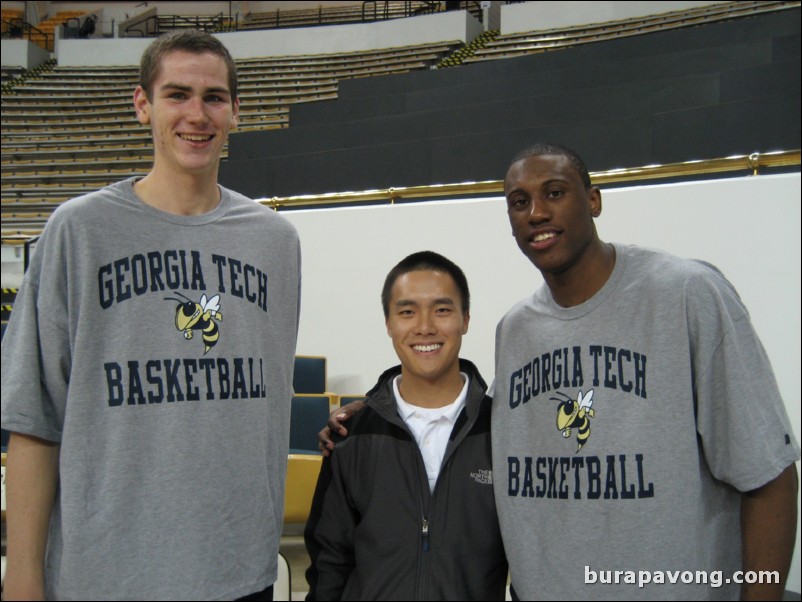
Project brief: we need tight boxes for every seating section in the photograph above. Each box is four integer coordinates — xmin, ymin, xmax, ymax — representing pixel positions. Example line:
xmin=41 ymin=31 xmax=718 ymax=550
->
xmin=1 ymin=7 xmax=23 ymax=26
xmin=285 ymin=355 xmax=335 ymax=526
xmin=26 ymin=11 xmax=87 ymax=51
xmin=220 ymin=3 xmax=800 ymax=200
xmin=284 ymin=454 xmax=323 ymax=525
xmin=293 ymin=355 xmax=328 ymax=395
xmin=8 ymin=5 xmax=791 ymax=232
xmin=0 ymin=287 xmax=14 ymax=322
xmin=1 ymin=66 xmax=25 ymax=85
xmin=0 ymin=41 xmax=459 ymax=238
xmin=290 ymin=394 xmax=334 ymax=454
xmin=465 ymin=1 xmax=798 ymax=64
xmin=338 ymin=395 xmax=367 ymax=408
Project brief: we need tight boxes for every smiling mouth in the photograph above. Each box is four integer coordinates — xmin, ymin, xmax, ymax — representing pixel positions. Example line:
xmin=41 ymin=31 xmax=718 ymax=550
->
xmin=412 ymin=343 xmax=442 ymax=352
xmin=179 ymin=134 xmax=213 ymax=142
xmin=532 ymin=232 xmax=556 ymax=242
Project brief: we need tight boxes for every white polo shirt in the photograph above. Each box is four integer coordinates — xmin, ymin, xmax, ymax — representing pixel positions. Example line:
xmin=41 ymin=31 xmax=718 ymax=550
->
xmin=393 ymin=373 xmax=469 ymax=492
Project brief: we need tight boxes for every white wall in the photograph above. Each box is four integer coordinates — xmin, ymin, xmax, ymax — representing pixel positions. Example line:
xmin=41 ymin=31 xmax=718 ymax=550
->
xmin=0 ymin=39 xmax=51 ymax=68
xmin=54 ymin=35 xmax=152 ymax=66
xmin=280 ymin=172 xmax=801 ymax=592
xmin=222 ymin=9 xmax=481 ymax=58
xmin=501 ymin=0 xmax=726 ymax=34
xmin=55 ymin=9 xmax=481 ymax=66
xmin=1 ymin=245 xmax=26 ymax=288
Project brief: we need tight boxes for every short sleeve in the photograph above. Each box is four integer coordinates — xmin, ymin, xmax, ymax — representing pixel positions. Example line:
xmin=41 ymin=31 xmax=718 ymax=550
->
xmin=690 ymin=267 xmax=799 ymax=491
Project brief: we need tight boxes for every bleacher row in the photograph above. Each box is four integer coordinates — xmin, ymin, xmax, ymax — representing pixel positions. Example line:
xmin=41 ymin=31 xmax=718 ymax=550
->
xmin=1 ymin=40 xmax=461 ymax=235
xmin=287 ymin=356 xmax=366 ymax=524
xmin=465 ymin=0 xmax=794 ymax=63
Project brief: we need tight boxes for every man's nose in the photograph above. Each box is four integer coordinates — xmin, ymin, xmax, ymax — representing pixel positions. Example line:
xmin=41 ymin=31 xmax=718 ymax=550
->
xmin=414 ymin=312 xmax=436 ymax=335
xmin=528 ymin=196 xmax=551 ymax=223
xmin=185 ymin=97 xmax=207 ymax=123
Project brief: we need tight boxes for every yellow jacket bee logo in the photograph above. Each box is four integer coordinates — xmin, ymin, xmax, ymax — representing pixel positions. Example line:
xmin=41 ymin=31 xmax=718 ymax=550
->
xmin=553 ymin=389 xmax=596 ymax=452
xmin=165 ymin=292 xmax=223 ymax=354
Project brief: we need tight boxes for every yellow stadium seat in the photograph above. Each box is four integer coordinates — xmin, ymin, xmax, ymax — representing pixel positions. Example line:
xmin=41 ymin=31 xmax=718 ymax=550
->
xmin=284 ymin=453 xmax=322 ymax=524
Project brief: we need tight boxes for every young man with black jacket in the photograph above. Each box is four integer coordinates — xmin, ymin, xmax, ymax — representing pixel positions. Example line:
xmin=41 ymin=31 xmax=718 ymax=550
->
xmin=304 ymin=251 xmax=507 ymax=601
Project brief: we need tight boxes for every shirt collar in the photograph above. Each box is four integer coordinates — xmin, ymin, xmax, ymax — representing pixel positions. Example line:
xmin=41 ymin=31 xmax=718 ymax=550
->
xmin=393 ymin=373 xmax=469 ymax=422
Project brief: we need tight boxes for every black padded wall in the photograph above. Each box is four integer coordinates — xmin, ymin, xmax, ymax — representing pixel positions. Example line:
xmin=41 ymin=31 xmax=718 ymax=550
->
xmin=219 ymin=8 xmax=801 ymax=199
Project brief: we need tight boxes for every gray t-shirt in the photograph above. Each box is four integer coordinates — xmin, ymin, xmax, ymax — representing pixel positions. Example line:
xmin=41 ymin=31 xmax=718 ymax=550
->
xmin=1 ymin=178 xmax=302 ymax=600
xmin=491 ymin=243 xmax=798 ymax=600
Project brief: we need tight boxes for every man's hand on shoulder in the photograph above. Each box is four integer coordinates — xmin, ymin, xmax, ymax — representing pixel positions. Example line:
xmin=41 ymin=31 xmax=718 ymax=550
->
xmin=318 ymin=399 xmax=365 ymax=457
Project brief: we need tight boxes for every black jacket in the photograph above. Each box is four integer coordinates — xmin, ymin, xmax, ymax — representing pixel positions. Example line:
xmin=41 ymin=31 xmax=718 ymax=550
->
xmin=304 ymin=359 xmax=508 ymax=601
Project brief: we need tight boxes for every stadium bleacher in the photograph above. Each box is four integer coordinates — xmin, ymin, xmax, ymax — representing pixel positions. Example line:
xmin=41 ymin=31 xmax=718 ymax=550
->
xmin=1 ymin=39 xmax=460 ymax=236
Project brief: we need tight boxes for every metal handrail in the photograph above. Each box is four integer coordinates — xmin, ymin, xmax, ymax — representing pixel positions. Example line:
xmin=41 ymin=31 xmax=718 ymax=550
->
xmin=1 ymin=151 xmax=798 ymax=241
xmin=1 ymin=18 xmax=51 ymax=50
xmin=362 ymin=1 xmax=390 ymax=22
xmin=260 ymin=150 xmax=801 ymax=210
xmin=124 ymin=13 xmax=226 ymax=37
xmin=123 ymin=14 xmax=158 ymax=37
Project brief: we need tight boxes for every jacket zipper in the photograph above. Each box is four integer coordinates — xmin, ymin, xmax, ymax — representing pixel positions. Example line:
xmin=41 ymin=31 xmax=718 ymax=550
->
xmin=421 ymin=517 xmax=430 ymax=552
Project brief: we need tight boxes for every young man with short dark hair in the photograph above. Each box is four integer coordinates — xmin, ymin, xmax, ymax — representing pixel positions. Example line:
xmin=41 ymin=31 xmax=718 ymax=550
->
xmin=1 ymin=30 xmax=301 ymax=600
xmin=494 ymin=142 xmax=799 ymax=600
xmin=305 ymin=251 xmax=507 ymax=601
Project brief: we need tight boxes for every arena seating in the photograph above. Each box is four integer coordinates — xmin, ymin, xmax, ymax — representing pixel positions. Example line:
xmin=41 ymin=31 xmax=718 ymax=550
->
xmin=465 ymin=0 xmax=795 ymax=64
xmin=6 ymin=3 xmax=798 ymax=235
xmin=26 ymin=11 xmax=86 ymax=51
xmin=0 ymin=40 xmax=460 ymax=237
xmin=338 ymin=395 xmax=367 ymax=407
xmin=290 ymin=395 xmax=334 ymax=454
xmin=0 ymin=66 xmax=24 ymax=85
xmin=284 ymin=454 xmax=323 ymax=525
xmin=293 ymin=356 xmax=328 ymax=395
xmin=220 ymin=2 xmax=800 ymax=199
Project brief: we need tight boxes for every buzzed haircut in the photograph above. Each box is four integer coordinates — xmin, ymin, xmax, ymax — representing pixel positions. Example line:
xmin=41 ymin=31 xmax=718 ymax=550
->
xmin=139 ymin=29 xmax=238 ymax=104
xmin=510 ymin=142 xmax=592 ymax=190
xmin=381 ymin=251 xmax=471 ymax=317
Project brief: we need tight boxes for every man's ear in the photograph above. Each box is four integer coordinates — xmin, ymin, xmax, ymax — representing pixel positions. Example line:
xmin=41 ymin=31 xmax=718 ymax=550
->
xmin=588 ymin=186 xmax=602 ymax=218
xmin=462 ymin=311 xmax=470 ymax=335
xmin=230 ymin=96 xmax=240 ymax=129
xmin=134 ymin=86 xmax=150 ymax=125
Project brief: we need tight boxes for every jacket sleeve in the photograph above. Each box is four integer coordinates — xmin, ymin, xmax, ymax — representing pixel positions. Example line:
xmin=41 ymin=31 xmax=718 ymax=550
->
xmin=304 ymin=448 xmax=359 ymax=601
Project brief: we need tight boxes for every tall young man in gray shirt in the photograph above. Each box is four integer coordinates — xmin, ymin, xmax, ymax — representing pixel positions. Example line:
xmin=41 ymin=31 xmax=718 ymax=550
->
xmin=493 ymin=142 xmax=798 ymax=600
xmin=1 ymin=30 xmax=301 ymax=600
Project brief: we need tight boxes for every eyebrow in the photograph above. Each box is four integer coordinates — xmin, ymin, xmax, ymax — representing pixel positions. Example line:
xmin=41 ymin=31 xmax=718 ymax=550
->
xmin=394 ymin=298 xmax=456 ymax=307
xmin=160 ymin=83 xmax=231 ymax=96
xmin=505 ymin=177 xmax=570 ymax=195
